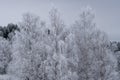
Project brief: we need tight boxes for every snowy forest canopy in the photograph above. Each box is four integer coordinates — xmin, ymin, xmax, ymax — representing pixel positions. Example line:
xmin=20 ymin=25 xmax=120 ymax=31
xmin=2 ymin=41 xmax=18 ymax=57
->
xmin=0 ymin=7 xmax=120 ymax=80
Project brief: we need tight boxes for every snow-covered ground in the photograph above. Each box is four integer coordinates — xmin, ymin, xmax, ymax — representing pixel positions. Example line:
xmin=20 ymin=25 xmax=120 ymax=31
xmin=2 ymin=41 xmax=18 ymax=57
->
xmin=0 ymin=75 xmax=20 ymax=80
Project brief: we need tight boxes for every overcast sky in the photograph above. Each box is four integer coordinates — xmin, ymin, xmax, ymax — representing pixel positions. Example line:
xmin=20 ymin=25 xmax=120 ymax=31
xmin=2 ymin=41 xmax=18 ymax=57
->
xmin=0 ymin=0 xmax=120 ymax=41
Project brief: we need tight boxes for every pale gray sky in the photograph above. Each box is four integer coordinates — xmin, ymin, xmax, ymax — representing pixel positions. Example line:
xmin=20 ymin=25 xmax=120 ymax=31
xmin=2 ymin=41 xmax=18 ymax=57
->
xmin=0 ymin=0 xmax=120 ymax=41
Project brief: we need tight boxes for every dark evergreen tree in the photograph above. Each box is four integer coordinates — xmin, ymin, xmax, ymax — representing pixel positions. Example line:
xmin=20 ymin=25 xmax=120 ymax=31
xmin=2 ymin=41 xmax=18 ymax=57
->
xmin=0 ymin=23 xmax=19 ymax=39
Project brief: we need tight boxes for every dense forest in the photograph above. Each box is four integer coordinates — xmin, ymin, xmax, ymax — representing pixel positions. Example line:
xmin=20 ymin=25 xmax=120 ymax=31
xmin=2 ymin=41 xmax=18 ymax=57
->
xmin=0 ymin=7 xmax=120 ymax=80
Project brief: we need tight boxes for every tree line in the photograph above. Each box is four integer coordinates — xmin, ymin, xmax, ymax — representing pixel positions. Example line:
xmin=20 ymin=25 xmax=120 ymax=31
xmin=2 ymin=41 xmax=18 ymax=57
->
xmin=0 ymin=7 xmax=119 ymax=80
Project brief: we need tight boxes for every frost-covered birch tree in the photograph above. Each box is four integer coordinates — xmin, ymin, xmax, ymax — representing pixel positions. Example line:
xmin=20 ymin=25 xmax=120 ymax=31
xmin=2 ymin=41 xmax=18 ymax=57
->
xmin=0 ymin=37 xmax=11 ymax=74
xmin=45 ymin=8 xmax=78 ymax=80
xmin=72 ymin=7 xmax=118 ymax=80
xmin=7 ymin=13 xmax=48 ymax=80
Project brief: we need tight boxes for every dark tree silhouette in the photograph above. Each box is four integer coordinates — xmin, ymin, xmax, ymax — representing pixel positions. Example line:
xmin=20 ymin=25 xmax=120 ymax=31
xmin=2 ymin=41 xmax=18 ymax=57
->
xmin=0 ymin=23 xmax=19 ymax=39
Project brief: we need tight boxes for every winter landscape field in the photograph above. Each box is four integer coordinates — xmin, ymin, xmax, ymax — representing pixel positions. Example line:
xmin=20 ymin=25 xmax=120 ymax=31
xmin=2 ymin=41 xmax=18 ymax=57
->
xmin=0 ymin=0 xmax=120 ymax=80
